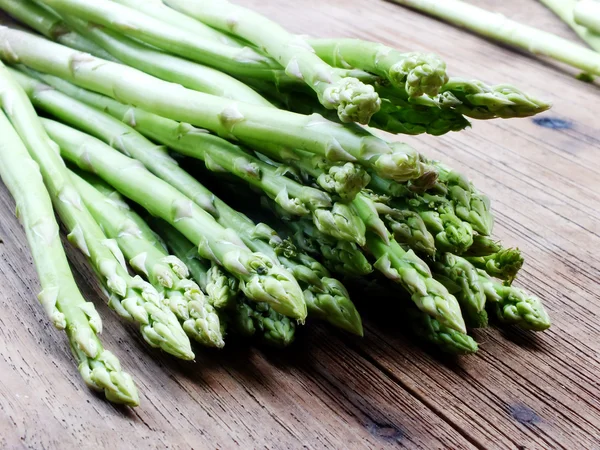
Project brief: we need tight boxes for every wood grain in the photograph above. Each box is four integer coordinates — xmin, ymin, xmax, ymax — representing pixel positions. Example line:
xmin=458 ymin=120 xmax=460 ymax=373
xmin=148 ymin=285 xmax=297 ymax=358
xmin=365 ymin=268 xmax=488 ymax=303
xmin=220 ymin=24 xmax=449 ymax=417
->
xmin=1 ymin=0 xmax=599 ymax=448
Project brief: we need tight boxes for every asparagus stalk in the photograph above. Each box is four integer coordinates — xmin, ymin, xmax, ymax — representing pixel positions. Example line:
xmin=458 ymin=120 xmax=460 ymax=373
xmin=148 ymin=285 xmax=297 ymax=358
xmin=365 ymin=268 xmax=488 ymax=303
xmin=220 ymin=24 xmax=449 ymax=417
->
xmin=0 ymin=107 xmax=138 ymax=406
xmin=427 ymin=161 xmax=494 ymax=236
xmin=463 ymin=235 xmax=502 ymax=257
xmin=465 ymin=247 xmax=524 ymax=285
xmin=0 ymin=62 xmax=194 ymax=361
xmin=112 ymin=0 xmax=241 ymax=47
xmin=375 ymin=202 xmax=437 ymax=257
xmin=43 ymin=119 xmax=306 ymax=320
xmin=309 ymin=38 xmax=448 ymax=98
xmin=8 ymin=3 xmax=370 ymax=202
xmin=371 ymin=101 xmax=471 ymax=136
xmin=286 ymin=218 xmax=374 ymax=277
xmin=541 ymin=0 xmax=600 ymax=53
xmin=244 ymin=139 xmax=372 ymax=202
xmin=432 ymin=253 xmax=488 ymax=328
xmin=246 ymin=301 xmax=296 ymax=348
xmin=162 ymin=0 xmax=381 ymax=124
xmin=0 ymin=0 xmax=116 ymax=61
xmin=71 ymin=172 xmax=225 ymax=348
xmin=388 ymin=0 xmax=600 ymax=77
xmin=574 ymin=0 xmax=600 ymax=36
xmin=407 ymin=306 xmax=478 ymax=354
xmin=13 ymin=69 xmax=362 ymax=332
xmin=478 ymin=271 xmax=550 ymax=331
xmin=349 ymin=194 xmax=466 ymax=333
xmin=14 ymin=68 xmax=366 ymax=245
xmin=439 ymin=78 xmax=551 ymax=120
xmin=150 ymin=219 xmax=299 ymax=344
xmin=148 ymin=218 xmax=240 ymax=310
xmin=37 ymin=0 xmax=290 ymax=81
xmin=51 ymin=8 xmax=274 ymax=106
xmin=0 ymin=28 xmax=427 ymax=183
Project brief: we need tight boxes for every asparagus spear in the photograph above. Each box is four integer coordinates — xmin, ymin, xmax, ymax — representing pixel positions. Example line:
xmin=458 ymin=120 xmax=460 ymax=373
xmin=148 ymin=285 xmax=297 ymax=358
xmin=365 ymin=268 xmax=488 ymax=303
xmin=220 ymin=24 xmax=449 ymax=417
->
xmin=150 ymin=218 xmax=240 ymax=310
xmin=286 ymin=218 xmax=374 ymax=277
xmin=0 ymin=61 xmax=194 ymax=361
xmin=71 ymin=172 xmax=225 ymax=348
xmin=0 ymin=0 xmax=116 ymax=61
xmin=161 ymin=0 xmax=381 ymax=124
xmin=0 ymin=28 xmax=426 ymax=183
xmin=371 ymin=100 xmax=471 ymax=136
xmin=37 ymin=0 xmax=290 ymax=81
xmin=0 ymin=108 xmax=138 ymax=406
xmin=112 ymin=0 xmax=241 ymax=47
xmin=426 ymin=161 xmax=494 ymax=236
xmin=309 ymin=38 xmax=449 ymax=98
xmin=14 ymin=68 xmax=366 ymax=245
xmin=541 ymin=0 xmax=600 ymax=53
xmin=407 ymin=306 xmax=478 ymax=354
xmin=41 ymin=119 xmax=306 ymax=320
xmin=478 ymin=271 xmax=550 ymax=331
xmin=44 ymin=5 xmax=274 ymax=106
xmin=388 ymin=0 xmax=600 ymax=77
xmin=150 ymin=219 xmax=299 ymax=344
xmin=439 ymin=78 xmax=551 ymax=120
xmin=465 ymin=247 xmax=524 ymax=285
xmin=349 ymin=195 xmax=466 ymax=333
xmin=7 ymin=3 xmax=370 ymax=202
xmin=432 ymin=253 xmax=488 ymax=328
xmin=463 ymin=235 xmax=502 ymax=257
xmin=574 ymin=0 xmax=600 ymax=36
xmin=374 ymin=202 xmax=437 ymax=257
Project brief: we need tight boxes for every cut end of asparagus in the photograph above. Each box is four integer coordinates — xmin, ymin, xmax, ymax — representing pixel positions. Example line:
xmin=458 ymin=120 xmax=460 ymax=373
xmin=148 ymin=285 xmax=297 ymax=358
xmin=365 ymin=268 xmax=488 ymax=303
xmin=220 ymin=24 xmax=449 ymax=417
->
xmin=322 ymin=77 xmax=381 ymax=124
xmin=78 ymin=349 xmax=140 ymax=407
xmin=391 ymin=52 xmax=449 ymax=98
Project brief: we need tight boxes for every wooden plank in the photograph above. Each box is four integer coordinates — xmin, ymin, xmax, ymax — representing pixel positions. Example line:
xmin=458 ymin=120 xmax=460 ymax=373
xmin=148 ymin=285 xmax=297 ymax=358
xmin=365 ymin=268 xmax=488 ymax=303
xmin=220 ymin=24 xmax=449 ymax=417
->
xmin=0 ymin=0 xmax=599 ymax=449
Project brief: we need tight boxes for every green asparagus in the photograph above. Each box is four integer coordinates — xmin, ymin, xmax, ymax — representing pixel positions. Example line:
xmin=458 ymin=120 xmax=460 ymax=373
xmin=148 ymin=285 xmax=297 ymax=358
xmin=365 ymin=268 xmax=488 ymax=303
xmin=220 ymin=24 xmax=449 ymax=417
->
xmin=38 ymin=0 xmax=289 ymax=81
xmin=407 ymin=306 xmax=478 ymax=354
xmin=71 ymin=172 xmax=225 ymax=348
xmin=0 ymin=106 xmax=138 ymax=406
xmin=433 ymin=253 xmax=488 ymax=328
xmin=541 ymin=0 xmax=600 ymax=54
xmin=574 ymin=0 xmax=600 ymax=36
xmin=388 ymin=0 xmax=600 ymax=77
xmin=309 ymin=38 xmax=448 ymax=98
xmin=0 ymin=27 xmax=427 ymax=182
xmin=465 ymin=247 xmax=524 ymax=285
xmin=0 ymin=0 xmax=116 ymax=61
xmin=350 ymin=191 xmax=466 ymax=333
xmin=13 ymin=68 xmax=366 ymax=245
xmin=40 ymin=119 xmax=306 ymax=320
xmin=149 ymin=218 xmax=240 ymax=310
xmin=0 ymin=61 xmax=194 ymax=361
xmin=162 ymin=0 xmax=381 ymax=124
xmin=479 ymin=271 xmax=551 ymax=331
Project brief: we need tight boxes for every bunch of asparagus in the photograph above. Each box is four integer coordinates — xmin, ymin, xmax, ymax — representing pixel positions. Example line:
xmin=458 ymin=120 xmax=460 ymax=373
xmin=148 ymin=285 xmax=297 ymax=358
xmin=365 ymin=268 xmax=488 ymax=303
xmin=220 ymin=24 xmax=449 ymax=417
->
xmin=0 ymin=0 xmax=551 ymax=407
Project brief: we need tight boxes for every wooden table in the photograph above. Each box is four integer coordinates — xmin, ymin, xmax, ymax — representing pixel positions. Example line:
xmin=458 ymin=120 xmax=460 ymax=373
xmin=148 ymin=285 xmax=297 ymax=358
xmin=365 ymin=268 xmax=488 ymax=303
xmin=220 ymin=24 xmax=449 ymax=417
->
xmin=1 ymin=1 xmax=599 ymax=448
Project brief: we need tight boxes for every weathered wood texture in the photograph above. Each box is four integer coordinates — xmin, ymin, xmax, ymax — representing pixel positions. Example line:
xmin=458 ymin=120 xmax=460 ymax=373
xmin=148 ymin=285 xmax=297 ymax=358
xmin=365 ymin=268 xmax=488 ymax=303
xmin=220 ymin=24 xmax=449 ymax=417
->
xmin=1 ymin=1 xmax=599 ymax=449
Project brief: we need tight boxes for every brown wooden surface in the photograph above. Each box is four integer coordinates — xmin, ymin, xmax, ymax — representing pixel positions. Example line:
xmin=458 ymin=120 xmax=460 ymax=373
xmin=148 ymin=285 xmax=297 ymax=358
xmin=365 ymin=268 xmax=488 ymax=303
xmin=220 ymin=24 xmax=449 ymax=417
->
xmin=1 ymin=0 xmax=600 ymax=449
